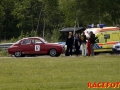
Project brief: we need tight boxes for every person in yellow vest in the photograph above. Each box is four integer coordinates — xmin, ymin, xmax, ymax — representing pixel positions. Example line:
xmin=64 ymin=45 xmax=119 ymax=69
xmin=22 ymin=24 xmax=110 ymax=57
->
xmin=80 ymin=32 xmax=87 ymax=56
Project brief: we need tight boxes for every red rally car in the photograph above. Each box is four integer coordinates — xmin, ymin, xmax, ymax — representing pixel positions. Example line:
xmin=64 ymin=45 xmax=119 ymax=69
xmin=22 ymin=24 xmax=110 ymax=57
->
xmin=7 ymin=37 xmax=64 ymax=57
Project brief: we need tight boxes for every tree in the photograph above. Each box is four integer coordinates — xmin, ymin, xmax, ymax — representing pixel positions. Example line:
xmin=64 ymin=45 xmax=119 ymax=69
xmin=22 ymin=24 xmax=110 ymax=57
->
xmin=0 ymin=0 xmax=17 ymax=39
xmin=12 ymin=0 xmax=42 ymax=36
xmin=0 ymin=0 xmax=120 ymax=41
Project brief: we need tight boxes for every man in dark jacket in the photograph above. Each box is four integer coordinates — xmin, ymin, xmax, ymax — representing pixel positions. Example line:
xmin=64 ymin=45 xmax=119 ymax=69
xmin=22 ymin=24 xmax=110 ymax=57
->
xmin=90 ymin=31 xmax=96 ymax=56
xmin=65 ymin=32 xmax=74 ymax=56
xmin=75 ymin=33 xmax=80 ymax=56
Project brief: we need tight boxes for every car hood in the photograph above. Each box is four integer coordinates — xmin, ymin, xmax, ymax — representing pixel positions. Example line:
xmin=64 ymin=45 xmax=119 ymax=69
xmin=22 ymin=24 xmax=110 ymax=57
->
xmin=57 ymin=42 xmax=66 ymax=46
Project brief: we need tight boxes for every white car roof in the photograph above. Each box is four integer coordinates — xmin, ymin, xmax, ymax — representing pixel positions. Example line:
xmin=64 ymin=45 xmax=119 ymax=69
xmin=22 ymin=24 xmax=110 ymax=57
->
xmin=84 ymin=28 xmax=101 ymax=35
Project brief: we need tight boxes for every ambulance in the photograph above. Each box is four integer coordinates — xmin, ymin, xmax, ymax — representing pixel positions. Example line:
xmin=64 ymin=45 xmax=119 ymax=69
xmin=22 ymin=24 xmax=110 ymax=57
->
xmin=85 ymin=26 xmax=120 ymax=54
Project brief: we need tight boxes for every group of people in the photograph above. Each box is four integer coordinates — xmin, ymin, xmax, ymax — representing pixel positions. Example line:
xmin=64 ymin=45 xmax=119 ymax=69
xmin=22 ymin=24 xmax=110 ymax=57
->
xmin=65 ymin=31 xmax=96 ymax=56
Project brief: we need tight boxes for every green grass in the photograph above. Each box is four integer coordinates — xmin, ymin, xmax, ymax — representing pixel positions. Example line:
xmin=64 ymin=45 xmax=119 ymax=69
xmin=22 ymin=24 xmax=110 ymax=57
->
xmin=0 ymin=55 xmax=120 ymax=90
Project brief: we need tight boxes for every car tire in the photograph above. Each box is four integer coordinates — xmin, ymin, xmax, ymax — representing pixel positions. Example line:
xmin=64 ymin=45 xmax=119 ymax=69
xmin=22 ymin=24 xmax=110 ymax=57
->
xmin=14 ymin=51 xmax=22 ymax=57
xmin=49 ymin=49 xmax=57 ymax=57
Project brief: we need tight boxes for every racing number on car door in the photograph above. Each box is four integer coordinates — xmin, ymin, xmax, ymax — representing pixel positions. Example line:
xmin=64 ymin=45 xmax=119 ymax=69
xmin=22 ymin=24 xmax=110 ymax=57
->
xmin=35 ymin=45 xmax=40 ymax=51
xmin=29 ymin=39 xmax=45 ymax=54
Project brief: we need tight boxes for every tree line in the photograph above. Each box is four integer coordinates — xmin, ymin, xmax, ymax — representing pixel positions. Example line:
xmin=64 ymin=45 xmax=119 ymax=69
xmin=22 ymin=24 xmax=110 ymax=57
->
xmin=0 ymin=0 xmax=120 ymax=41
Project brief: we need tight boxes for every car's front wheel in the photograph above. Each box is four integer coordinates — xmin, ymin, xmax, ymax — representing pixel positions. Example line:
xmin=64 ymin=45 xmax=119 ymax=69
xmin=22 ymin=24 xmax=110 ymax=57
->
xmin=14 ymin=51 xmax=23 ymax=57
xmin=49 ymin=49 xmax=57 ymax=57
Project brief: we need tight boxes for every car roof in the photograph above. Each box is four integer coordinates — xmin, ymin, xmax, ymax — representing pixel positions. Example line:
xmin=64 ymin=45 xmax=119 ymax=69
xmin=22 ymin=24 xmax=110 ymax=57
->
xmin=84 ymin=28 xmax=101 ymax=34
xmin=22 ymin=37 xmax=41 ymax=39
xmin=100 ymin=27 xmax=119 ymax=32
xmin=102 ymin=27 xmax=119 ymax=30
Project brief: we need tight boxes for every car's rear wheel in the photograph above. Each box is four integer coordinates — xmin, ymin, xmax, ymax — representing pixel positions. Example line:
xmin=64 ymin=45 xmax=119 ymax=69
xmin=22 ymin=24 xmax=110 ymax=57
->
xmin=14 ymin=51 xmax=22 ymax=57
xmin=49 ymin=49 xmax=57 ymax=57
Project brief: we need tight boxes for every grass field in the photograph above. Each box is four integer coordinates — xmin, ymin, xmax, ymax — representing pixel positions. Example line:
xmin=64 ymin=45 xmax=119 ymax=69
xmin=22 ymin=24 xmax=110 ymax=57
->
xmin=0 ymin=55 xmax=120 ymax=90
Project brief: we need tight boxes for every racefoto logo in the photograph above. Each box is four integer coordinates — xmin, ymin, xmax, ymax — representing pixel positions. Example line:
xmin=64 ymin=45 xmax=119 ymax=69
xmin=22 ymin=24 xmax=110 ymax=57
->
xmin=88 ymin=82 xmax=120 ymax=89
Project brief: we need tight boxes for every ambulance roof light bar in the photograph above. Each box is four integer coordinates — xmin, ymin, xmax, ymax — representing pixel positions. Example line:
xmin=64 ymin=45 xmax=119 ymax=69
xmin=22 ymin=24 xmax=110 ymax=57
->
xmin=88 ymin=24 xmax=105 ymax=28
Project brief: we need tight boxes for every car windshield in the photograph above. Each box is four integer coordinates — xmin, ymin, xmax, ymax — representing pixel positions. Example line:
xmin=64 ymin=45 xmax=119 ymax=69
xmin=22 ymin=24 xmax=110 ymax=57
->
xmin=15 ymin=40 xmax=21 ymax=44
xmin=40 ymin=38 xmax=47 ymax=43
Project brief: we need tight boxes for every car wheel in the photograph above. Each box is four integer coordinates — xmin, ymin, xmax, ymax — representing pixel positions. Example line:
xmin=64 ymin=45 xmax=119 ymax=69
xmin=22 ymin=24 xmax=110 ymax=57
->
xmin=49 ymin=49 xmax=57 ymax=57
xmin=14 ymin=51 xmax=22 ymax=57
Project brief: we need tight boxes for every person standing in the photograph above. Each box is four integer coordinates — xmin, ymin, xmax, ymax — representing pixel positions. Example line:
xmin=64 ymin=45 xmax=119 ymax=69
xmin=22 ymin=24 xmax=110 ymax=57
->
xmin=74 ymin=33 xmax=80 ymax=56
xmin=87 ymin=32 xmax=91 ymax=56
xmin=65 ymin=32 xmax=74 ymax=56
xmin=90 ymin=31 xmax=95 ymax=56
xmin=80 ymin=32 xmax=87 ymax=56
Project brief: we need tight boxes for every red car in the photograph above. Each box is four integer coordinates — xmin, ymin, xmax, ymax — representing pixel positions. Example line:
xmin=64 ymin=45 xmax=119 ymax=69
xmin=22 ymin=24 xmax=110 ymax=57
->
xmin=7 ymin=37 xmax=64 ymax=57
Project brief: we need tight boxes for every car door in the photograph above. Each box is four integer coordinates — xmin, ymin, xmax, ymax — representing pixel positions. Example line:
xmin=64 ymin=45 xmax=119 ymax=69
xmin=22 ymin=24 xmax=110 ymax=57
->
xmin=20 ymin=39 xmax=31 ymax=54
xmin=29 ymin=39 xmax=45 ymax=54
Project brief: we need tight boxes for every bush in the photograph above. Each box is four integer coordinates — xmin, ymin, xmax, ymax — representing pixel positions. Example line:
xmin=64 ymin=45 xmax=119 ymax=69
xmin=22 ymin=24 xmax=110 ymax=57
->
xmin=0 ymin=49 xmax=10 ymax=57
xmin=18 ymin=30 xmax=25 ymax=40
xmin=44 ymin=32 xmax=51 ymax=42
xmin=10 ymin=37 xmax=17 ymax=43
xmin=51 ymin=29 xmax=61 ymax=42
xmin=30 ymin=30 xmax=37 ymax=37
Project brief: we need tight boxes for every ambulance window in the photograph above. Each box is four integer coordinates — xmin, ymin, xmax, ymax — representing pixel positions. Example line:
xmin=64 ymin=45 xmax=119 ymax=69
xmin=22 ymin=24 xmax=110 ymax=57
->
xmin=112 ymin=33 xmax=119 ymax=41
xmin=104 ymin=34 xmax=110 ymax=39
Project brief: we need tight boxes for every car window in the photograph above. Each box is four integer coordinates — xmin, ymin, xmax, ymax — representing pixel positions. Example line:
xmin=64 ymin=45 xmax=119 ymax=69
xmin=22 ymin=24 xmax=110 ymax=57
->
xmin=21 ymin=39 xmax=31 ymax=45
xmin=40 ymin=38 xmax=47 ymax=43
xmin=35 ymin=39 xmax=42 ymax=44
xmin=31 ymin=39 xmax=35 ymax=44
